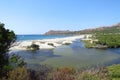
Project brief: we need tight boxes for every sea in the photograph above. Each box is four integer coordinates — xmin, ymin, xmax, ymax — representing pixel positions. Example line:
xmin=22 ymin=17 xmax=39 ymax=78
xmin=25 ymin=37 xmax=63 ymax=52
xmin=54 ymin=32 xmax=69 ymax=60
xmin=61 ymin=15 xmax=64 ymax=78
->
xmin=17 ymin=35 xmax=70 ymax=41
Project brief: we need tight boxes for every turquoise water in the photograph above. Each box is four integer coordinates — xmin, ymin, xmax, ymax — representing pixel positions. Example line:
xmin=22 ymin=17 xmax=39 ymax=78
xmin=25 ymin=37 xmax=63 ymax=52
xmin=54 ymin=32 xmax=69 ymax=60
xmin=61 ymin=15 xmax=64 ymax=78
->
xmin=17 ymin=35 xmax=69 ymax=41
xmin=10 ymin=39 xmax=120 ymax=70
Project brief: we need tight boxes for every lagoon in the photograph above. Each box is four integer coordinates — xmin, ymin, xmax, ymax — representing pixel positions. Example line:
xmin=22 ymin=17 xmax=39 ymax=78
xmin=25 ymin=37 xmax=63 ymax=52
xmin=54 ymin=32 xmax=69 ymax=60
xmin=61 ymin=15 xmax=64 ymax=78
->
xmin=10 ymin=39 xmax=120 ymax=70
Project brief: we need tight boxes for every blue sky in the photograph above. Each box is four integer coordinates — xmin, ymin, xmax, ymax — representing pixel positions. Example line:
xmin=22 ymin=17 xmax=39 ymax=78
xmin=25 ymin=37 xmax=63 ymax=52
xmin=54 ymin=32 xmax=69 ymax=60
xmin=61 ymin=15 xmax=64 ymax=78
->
xmin=0 ymin=0 xmax=120 ymax=34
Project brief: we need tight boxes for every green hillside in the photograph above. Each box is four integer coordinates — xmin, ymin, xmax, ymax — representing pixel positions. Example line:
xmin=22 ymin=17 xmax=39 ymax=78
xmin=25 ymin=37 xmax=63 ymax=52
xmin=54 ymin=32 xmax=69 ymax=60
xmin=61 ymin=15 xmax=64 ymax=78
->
xmin=73 ymin=23 xmax=120 ymax=34
xmin=45 ymin=23 xmax=120 ymax=35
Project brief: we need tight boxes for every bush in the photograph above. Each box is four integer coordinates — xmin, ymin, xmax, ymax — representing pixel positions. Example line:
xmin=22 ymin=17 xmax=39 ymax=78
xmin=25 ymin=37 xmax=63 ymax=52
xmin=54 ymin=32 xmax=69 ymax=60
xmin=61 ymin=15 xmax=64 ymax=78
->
xmin=95 ymin=34 xmax=120 ymax=48
xmin=107 ymin=64 xmax=120 ymax=79
xmin=77 ymin=67 xmax=109 ymax=80
xmin=63 ymin=42 xmax=71 ymax=45
xmin=82 ymin=40 xmax=96 ymax=48
xmin=27 ymin=44 xmax=39 ymax=51
xmin=49 ymin=67 xmax=76 ymax=80
xmin=48 ymin=43 xmax=54 ymax=46
xmin=2 ymin=67 xmax=30 ymax=80
xmin=9 ymin=54 xmax=26 ymax=67
xmin=29 ymin=65 xmax=52 ymax=80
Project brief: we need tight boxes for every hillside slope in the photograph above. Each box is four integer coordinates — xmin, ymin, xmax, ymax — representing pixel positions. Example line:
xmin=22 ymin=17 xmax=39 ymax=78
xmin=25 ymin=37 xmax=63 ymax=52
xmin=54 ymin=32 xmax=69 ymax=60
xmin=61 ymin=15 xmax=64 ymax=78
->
xmin=44 ymin=23 xmax=120 ymax=35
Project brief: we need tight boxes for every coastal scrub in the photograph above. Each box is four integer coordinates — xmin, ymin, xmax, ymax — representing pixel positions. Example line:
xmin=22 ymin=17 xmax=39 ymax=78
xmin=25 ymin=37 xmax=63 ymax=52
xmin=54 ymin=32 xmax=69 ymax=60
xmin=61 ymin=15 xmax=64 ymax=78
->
xmin=27 ymin=44 xmax=39 ymax=51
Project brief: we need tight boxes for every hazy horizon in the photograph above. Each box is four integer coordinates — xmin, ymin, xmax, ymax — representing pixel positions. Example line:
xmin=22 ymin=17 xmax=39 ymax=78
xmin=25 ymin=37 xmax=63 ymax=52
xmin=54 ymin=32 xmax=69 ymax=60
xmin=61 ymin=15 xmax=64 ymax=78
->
xmin=0 ymin=0 xmax=120 ymax=34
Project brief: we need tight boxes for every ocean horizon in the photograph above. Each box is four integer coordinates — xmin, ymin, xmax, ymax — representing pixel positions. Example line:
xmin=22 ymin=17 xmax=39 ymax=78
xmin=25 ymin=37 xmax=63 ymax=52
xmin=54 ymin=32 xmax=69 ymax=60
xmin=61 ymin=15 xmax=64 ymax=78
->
xmin=16 ymin=35 xmax=70 ymax=41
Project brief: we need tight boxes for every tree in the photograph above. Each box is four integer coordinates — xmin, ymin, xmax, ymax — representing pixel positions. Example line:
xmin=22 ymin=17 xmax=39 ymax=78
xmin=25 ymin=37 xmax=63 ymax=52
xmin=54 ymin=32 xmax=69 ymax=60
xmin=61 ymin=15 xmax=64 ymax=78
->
xmin=0 ymin=23 xmax=16 ymax=78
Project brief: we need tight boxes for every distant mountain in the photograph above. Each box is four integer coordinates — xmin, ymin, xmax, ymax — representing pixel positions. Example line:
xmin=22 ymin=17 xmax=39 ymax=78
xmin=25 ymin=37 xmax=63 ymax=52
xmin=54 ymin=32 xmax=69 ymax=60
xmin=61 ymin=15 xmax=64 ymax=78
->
xmin=79 ymin=23 xmax=120 ymax=34
xmin=44 ymin=23 xmax=120 ymax=35
xmin=44 ymin=30 xmax=72 ymax=35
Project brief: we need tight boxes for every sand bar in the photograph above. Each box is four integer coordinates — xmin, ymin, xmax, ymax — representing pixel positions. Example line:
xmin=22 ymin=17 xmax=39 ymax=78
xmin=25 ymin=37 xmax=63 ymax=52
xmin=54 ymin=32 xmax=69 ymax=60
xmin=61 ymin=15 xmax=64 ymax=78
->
xmin=9 ymin=34 xmax=91 ymax=50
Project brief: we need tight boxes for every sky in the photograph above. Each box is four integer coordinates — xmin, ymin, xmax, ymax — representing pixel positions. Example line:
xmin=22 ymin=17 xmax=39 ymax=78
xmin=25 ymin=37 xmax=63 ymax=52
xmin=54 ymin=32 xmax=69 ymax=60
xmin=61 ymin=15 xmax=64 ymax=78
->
xmin=0 ymin=0 xmax=120 ymax=34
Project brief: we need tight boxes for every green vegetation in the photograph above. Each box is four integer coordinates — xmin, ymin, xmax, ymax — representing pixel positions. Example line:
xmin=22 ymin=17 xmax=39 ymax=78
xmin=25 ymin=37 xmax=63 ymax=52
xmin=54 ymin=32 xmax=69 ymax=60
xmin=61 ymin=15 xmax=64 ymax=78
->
xmin=82 ymin=40 xmax=96 ymax=48
xmin=107 ymin=64 xmax=120 ymax=80
xmin=27 ymin=44 xmax=39 ymax=51
xmin=83 ymin=34 xmax=120 ymax=49
xmin=3 ymin=64 xmax=120 ymax=80
xmin=2 ymin=67 xmax=30 ymax=80
xmin=9 ymin=54 xmax=26 ymax=67
xmin=0 ymin=23 xmax=16 ymax=78
xmin=63 ymin=42 xmax=71 ymax=45
xmin=95 ymin=34 xmax=120 ymax=48
xmin=73 ymin=24 xmax=120 ymax=35
xmin=0 ymin=23 xmax=26 ymax=79
xmin=47 ymin=23 xmax=120 ymax=36
xmin=48 ymin=43 xmax=54 ymax=46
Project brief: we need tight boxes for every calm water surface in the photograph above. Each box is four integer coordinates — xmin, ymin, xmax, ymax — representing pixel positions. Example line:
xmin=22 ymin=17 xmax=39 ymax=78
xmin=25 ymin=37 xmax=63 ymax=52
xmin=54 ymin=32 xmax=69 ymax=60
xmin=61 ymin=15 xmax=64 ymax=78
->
xmin=10 ymin=40 xmax=120 ymax=69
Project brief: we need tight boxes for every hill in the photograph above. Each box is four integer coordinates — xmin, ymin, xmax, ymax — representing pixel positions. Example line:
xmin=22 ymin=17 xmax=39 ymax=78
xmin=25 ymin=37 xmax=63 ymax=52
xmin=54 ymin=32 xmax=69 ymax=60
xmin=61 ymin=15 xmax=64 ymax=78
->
xmin=44 ymin=23 xmax=120 ymax=35
xmin=44 ymin=30 xmax=72 ymax=35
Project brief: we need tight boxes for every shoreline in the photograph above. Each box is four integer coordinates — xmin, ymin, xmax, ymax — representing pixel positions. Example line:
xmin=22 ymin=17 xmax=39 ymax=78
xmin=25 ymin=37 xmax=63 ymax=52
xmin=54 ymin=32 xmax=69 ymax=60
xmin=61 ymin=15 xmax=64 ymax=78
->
xmin=9 ymin=34 xmax=91 ymax=51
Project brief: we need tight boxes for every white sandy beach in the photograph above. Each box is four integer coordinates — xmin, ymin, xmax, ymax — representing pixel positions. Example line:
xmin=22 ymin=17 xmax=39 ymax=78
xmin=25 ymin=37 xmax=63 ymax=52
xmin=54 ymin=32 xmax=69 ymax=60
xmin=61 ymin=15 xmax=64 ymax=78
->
xmin=9 ymin=34 xmax=91 ymax=50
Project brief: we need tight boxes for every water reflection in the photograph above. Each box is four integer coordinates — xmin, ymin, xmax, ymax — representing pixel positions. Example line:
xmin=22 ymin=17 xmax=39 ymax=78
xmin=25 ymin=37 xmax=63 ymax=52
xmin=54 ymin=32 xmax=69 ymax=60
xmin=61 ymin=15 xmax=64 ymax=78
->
xmin=108 ymin=48 xmax=120 ymax=54
xmin=10 ymin=49 xmax=61 ymax=63
xmin=41 ymin=40 xmax=120 ymax=68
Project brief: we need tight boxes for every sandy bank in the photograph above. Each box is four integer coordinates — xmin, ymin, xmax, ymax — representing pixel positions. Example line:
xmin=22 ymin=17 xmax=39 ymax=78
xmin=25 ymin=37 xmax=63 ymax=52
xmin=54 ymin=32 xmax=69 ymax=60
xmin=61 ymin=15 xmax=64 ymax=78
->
xmin=9 ymin=35 xmax=91 ymax=51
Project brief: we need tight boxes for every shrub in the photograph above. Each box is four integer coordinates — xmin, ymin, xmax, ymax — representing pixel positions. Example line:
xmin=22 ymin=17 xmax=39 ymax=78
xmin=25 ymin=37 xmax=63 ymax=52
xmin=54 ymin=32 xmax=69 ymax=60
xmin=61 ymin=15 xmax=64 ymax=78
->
xmin=48 ymin=43 xmax=54 ymax=46
xmin=2 ymin=67 xmax=30 ymax=80
xmin=49 ymin=67 xmax=76 ymax=80
xmin=9 ymin=54 xmax=26 ymax=67
xmin=29 ymin=65 xmax=52 ymax=80
xmin=63 ymin=42 xmax=71 ymax=45
xmin=27 ymin=44 xmax=39 ymax=51
xmin=77 ymin=67 xmax=109 ymax=80
xmin=107 ymin=64 xmax=120 ymax=79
